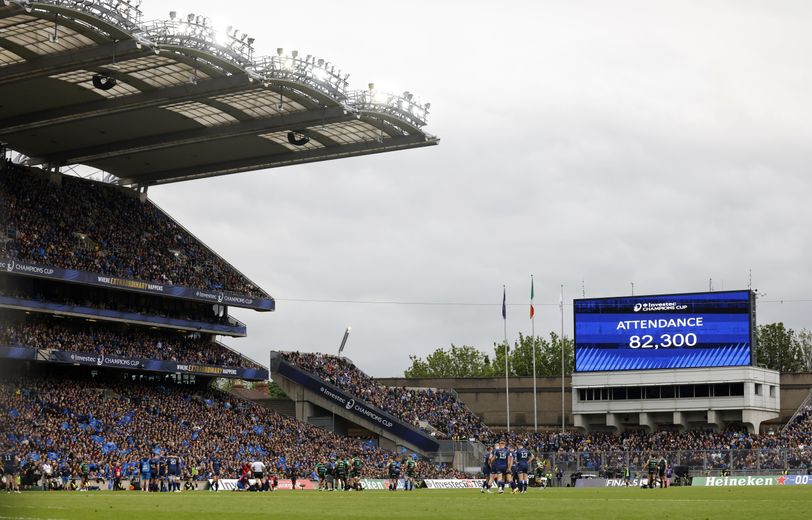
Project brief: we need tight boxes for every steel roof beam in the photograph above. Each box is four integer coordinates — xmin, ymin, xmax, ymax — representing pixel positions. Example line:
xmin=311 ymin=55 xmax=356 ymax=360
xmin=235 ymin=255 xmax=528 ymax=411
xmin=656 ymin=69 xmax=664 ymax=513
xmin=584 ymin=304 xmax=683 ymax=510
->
xmin=41 ymin=105 xmax=355 ymax=164
xmin=0 ymin=74 xmax=255 ymax=135
xmin=0 ymin=39 xmax=149 ymax=86
xmin=118 ymin=134 xmax=437 ymax=186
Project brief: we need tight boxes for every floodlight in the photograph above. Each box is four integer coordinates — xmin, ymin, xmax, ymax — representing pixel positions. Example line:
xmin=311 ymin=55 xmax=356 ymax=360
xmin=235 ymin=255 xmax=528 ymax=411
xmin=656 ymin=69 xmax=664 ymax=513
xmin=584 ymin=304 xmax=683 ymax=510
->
xmin=246 ymin=37 xmax=254 ymax=45
xmin=169 ymin=11 xmax=176 ymax=19
xmin=276 ymin=47 xmax=284 ymax=56
xmin=92 ymin=74 xmax=117 ymax=90
xmin=187 ymin=13 xmax=195 ymax=22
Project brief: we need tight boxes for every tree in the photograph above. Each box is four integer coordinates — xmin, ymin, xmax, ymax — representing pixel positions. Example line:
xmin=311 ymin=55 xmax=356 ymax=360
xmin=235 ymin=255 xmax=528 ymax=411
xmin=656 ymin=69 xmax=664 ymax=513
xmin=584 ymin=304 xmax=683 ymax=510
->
xmin=755 ymin=323 xmax=804 ymax=372
xmin=404 ymin=332 xmax=574 ymax=378
xmin=795 ymin=329 xmax=812 ymax=372
xmin=404 ymin=344 xmax=492 ymax=378
xmin=267 ymin=380 xmax=288 ymax=398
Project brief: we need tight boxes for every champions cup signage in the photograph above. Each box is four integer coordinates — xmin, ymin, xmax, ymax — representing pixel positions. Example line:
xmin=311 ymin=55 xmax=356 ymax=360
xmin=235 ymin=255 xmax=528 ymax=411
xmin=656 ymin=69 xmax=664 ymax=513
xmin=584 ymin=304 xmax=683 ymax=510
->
xmin=574 ymin=290 xmax=753 ymax=372
xmin=0 ymin=295 xmax=245 ymax=335
xmin=275 ymin=360 xmax=440 ymax=453
xmin=0 ymin=259 xmax=274 ymax=311
xmin=47 ymin=350 xmax=268 ymax=380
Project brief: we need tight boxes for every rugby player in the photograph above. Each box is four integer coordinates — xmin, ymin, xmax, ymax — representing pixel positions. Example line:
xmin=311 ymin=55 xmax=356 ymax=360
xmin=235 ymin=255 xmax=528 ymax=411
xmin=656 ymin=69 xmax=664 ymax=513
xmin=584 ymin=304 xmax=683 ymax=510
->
xmin=646 ymin=453 xmax=659 ymax=489
xmin=387 ymin=456 xmax=401 ymax=491
xmin=403 ymin=456 xmax=416 ymax=491
xmin=657 ymin=456 xmax=667 ymax=488
xmin=149 ymin=454 xmax=159 ymax=492
xmin=349 ymin=455 xmax=363 ymax=490
xmin=514 ymin=442 xmax=534 ymax=493
xmin=335 ymin=457 xmax=348 ymax=491
xmin=167 ymin=452 xmax=182 ymax=492
xmin=481 ymin=446 xmax=493 ymax=493
xmin=3 ymin=450 xmax=20 ymax=493
xmin=489 ymin=439 xmax=512 ymax=494
xmin=209 ymin=455 xmax=222 ymax=491
xmin=316 ymin=460 xmax=328 ymax=490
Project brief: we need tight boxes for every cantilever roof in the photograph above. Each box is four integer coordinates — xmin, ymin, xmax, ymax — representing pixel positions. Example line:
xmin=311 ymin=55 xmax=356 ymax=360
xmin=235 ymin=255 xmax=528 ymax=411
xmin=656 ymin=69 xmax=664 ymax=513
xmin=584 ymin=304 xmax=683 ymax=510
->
xmin=0 ymin=0 xmax=438 ymax=187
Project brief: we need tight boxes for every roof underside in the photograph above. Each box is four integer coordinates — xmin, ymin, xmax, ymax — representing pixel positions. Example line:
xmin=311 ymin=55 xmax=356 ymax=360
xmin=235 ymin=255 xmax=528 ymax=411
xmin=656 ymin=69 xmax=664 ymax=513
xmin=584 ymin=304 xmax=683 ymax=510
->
xmin=0 ymin=2 xmax=437 ymax=186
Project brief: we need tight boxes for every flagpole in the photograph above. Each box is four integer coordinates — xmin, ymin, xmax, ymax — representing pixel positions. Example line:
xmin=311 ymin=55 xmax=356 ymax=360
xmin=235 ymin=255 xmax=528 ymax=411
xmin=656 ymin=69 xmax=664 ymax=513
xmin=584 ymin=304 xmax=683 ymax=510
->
xmin=503 ymin=285 xmax=510 ymax=433
xmin=531 ymin=275 xmax=537 ymax=432
xmin=560 ymin=283 xmax=565 ymax=434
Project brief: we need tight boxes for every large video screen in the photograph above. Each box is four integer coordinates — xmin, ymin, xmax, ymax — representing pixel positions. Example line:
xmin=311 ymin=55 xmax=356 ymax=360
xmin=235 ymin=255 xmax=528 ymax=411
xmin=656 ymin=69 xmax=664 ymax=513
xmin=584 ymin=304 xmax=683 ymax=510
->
xmin=574 ymin=290 xmax=753 ymax=372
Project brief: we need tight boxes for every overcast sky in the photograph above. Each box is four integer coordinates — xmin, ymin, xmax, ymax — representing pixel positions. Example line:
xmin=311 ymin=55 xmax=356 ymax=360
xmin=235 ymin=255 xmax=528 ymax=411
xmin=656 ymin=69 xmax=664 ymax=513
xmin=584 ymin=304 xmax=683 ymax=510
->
xmin=139 ymin=0 xmax=812 ymax=376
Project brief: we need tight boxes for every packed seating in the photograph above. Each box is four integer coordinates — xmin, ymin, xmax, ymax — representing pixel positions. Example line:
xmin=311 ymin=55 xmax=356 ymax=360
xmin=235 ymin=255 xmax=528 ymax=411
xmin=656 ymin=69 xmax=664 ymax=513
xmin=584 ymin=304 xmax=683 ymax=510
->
xmin=480 ymin=410 xmax=812 ymax=473
xmin=0 ymin=162 xmax=267 ymax=298
xmin=281 ymin=352 xmax=492 ymax=440
xmin=0 ymin=285 xmax=237 ymax=328
xmin=0 ymin=315 xmax=261 ymax=370
xmin=0 ymin=374 xmax=465 ymax=483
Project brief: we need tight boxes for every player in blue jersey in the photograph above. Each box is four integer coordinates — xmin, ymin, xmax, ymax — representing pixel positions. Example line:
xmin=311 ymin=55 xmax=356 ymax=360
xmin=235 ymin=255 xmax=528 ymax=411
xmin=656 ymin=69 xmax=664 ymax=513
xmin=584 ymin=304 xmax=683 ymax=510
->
xmin=139 ymin=456 xmax=151 ymax=492
xmin=387 ymin=456 xmax=401 ymax=491
xmin=3 ymin=451 xmax=20 ymax=493
xmin=488 ymin=439 xmax=513 ymax=494
xmin=513 ymin=442 xmax=534 ymax=493
xmin=167 ymin=452 xmax=182 ymax=492
xmin=158 ymin=454 xmax=168 ymax=492
xmin=149 ymin=455 xmax=160 ymax=492
xmin=209 ymin=456 xmax=222 ymax=491
xmin=509 ymin=453 xmax=519 ymax=494
xmin=480 ymin=446 xmax=493 ymax=493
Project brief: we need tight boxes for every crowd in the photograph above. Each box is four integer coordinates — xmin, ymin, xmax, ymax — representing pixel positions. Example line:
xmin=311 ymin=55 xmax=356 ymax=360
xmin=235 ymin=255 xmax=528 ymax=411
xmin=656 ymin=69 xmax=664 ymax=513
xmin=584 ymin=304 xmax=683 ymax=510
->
xmin=0 ymin=374 xmax=464 ymax=486
xmin=480 ymin=406 xmax=812 ymax=473
xmin=280 ymin=353 xmax=812 ymax=473
xmin=281 ymin=352 xmax=492 ymax=440
xmin=0 ymin=162 xmax=267 ymax=298
xmin=0 ymin=316 xmax=261 ymax=370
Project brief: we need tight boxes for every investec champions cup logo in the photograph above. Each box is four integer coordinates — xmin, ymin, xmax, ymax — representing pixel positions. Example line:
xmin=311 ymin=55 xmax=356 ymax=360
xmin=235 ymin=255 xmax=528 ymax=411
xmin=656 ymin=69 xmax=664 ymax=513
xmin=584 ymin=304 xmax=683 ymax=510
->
xmin=5 ymin=261 xmax=13 ymax=273
xmin=633 ymin=301 xmax=687 ymax=312
xmin=345 ymin=399 xmax=355 ymax=410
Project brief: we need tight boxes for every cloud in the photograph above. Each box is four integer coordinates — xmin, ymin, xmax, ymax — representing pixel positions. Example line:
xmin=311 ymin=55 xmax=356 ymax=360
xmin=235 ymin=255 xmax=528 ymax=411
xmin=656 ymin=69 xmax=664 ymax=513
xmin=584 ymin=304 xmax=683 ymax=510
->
xmin=145 ymin=0 xmax=812 ymax=375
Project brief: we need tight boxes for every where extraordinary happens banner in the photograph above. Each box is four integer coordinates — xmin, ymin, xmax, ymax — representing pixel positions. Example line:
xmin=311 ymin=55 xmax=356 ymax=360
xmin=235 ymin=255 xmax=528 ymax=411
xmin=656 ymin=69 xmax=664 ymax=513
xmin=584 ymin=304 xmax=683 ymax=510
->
xmin=1 ymin=258 xmax=274 ymax=311
xmin=574 ymin=290 xmax=752 ymax=371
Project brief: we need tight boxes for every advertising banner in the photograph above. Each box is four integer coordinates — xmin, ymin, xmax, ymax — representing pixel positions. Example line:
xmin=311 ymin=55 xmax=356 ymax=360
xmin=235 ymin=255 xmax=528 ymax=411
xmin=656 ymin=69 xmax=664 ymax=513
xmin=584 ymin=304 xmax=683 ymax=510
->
xmin=575 ymin=477 xmax=660 ymax=488
xmin=692 ymin=475 xmax=812 ymax=487
xmin=275 ymin=359 xmax=439 ymax=452
xmin=574 ymin=290 xmax=752 ymax=371
xmin=423 ymin=479 xmax=486 ymax=489
xmin=48 ymin=349 xmax=268 ymax=380
xmin=0 ymin=295 xmax=246 ymax=335
xmin=0 ymin=345 xmax=36 ymax=360
xmin=1 ymin=258 xmax=274 ymax=312
xmin=207 ymin=479 xmax=315 ymax=491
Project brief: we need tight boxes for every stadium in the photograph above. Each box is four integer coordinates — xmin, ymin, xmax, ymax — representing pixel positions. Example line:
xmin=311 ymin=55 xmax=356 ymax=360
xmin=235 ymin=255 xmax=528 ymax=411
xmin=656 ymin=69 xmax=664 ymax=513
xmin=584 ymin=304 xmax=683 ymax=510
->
xmin=1 ymin=1 xmax=811 ymax=519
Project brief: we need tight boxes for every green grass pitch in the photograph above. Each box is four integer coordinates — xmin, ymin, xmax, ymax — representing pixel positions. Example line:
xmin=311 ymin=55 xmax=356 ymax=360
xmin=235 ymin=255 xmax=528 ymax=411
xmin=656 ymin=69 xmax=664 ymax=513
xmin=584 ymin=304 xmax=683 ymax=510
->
xmin=2 ymin=487 xmax=811 ymax=520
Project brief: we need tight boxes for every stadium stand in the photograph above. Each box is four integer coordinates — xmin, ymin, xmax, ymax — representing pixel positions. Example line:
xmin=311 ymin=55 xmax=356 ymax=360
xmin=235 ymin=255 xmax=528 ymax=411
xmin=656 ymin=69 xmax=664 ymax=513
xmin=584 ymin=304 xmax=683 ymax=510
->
xmin=280 ymin=351 xmax=492 ymax=440
xmin=0 ymin=369 xmax=465 ymax=488
xmin=0 ymin=280 xmax=241 ymax=331
xmin=477 ymin=412 xmax=812 ymax=476
xmin=0 ymin=313 xmax=259 ymax=369
xmin=0 ymin=163 xmax=267 ymax=298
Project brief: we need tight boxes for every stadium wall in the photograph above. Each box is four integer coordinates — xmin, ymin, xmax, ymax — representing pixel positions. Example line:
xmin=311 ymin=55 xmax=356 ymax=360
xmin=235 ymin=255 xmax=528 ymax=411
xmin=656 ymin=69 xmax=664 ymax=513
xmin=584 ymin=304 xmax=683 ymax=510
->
xmin=377 ymin=373 xmax=812 ymax=430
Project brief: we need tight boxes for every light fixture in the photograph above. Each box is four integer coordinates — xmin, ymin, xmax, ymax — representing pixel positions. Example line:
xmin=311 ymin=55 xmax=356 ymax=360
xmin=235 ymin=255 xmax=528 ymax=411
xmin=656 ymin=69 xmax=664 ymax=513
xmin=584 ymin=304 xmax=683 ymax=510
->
xmin=169 ymin=10 xmax=176 ymax=19
xmin=92 ymin=74 xmax=117 ymax=90
xmin=287 ymin=131 xmax=310 ymax=146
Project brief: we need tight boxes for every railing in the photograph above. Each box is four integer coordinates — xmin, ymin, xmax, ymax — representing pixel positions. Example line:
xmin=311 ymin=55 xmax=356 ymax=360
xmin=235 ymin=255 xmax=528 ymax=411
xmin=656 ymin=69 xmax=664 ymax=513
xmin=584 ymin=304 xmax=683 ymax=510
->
xmin=529 ymin=448 xmax=812 ymax=475
xmin=782 ymin=389 xmax=812 ymax=434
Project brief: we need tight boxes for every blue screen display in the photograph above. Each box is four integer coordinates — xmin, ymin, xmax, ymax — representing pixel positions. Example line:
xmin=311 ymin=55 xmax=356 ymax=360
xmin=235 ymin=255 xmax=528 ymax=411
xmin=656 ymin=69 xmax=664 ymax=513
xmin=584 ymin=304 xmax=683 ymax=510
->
xmin=574 ymin=290 xmax=752 ymax=372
